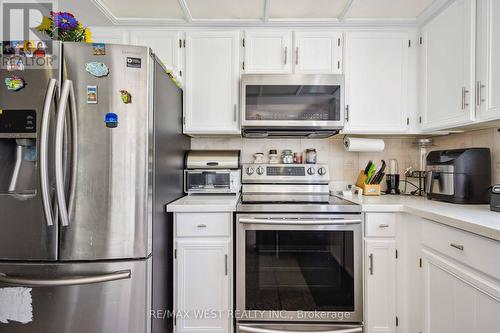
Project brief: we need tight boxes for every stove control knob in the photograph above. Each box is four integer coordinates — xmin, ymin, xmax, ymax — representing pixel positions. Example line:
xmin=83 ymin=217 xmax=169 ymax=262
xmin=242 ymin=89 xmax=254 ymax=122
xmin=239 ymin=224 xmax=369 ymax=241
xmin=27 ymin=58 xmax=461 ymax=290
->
xmin=318 ymin=167 xmax=327 ymax=176
xmin=307 ymin=167 xmax=316 ymax=175
xmin=246 ymin=167 xmax=255 ymax=175
xmin=256 ymin=166 xmax=265 ymax=175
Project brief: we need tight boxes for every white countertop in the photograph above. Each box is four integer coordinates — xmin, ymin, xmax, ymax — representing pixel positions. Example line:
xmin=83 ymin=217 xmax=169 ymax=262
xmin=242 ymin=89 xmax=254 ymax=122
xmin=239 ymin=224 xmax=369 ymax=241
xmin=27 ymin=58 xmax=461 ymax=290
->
xmin=336 ymin=194 xmax=500 ymax=241
xmin=166 ymin=194 xmax=240 ymax=213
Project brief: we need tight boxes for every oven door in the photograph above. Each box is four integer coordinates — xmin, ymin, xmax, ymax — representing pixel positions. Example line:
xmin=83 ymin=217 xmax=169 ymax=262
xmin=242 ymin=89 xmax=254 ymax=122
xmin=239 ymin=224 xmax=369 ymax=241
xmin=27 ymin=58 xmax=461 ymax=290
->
xmin=236 ymin=214 xmax=362 ymax=324
xmin=241 ymin=74 xmax=344 ymax=130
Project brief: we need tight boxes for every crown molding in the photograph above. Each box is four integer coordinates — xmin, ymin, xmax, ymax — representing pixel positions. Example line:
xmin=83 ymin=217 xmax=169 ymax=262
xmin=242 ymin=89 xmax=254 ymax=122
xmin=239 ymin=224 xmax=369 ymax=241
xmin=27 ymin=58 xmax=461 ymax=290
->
xmin=417 ymin=0 xmax=456 ymax=26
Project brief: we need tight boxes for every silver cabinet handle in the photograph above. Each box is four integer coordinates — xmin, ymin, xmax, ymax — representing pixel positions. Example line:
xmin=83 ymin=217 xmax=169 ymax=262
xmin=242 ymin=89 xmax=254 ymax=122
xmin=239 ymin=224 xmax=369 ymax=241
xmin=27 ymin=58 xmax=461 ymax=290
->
xmin=378 ymin=224 xmax=389 ymax=228
xmin=55 ymin=80 xmax=78 ymax=227
xmin=295 ymin=47 xmax=299 ymax=65
xmin=224 ymin=254 xmax=228 ymax=276
xmin=197 ymin=224 xmax=207 ymax=228
xmin=0 ymin=270 xmax=131 ymax=287
xmin=369 ymin=253 xmax=374 ymax=275
xmin=238 ymin=325 xmax=363 ymax=333
xmin=40 ymin=79 xmax=58 ymax=227
xmin=461 ymin=87 xmax=470 ymax=110
xmin=239 ymin=218 xmax=361 ymax=225
xmin=284 ymin=46 xmax=288 ymax=65
xmin=476 ymin=81 xmax=485 ymax=106
xmin=450 ymin=243 xmax=464 ymax=251
xmin=234 ymin=104 xmax=238 ymax=122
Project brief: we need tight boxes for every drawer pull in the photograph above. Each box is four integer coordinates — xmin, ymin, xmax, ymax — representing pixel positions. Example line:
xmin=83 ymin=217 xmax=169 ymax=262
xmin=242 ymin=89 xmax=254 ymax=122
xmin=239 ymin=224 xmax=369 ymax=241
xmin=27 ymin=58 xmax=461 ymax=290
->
xmin=369 ymin=253 xmax=374 ymax=275
xmin=378 ymin=224 xmax=390 ymax=228
xmin=197 ymin=224 xmax=207 ymax=228
xmin=450 ymin=243 xmax=464 ymax=251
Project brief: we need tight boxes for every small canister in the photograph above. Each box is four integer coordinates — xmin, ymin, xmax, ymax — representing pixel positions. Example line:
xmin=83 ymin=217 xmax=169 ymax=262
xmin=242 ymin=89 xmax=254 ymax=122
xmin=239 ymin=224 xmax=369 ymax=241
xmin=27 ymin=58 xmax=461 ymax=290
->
xmin=305 ymin=148 xmax=317 ymax=164
xmin=282 ymin=149 xmax=293 ymax=164
xmin=269 ymin=149 xmax=279 ymax=164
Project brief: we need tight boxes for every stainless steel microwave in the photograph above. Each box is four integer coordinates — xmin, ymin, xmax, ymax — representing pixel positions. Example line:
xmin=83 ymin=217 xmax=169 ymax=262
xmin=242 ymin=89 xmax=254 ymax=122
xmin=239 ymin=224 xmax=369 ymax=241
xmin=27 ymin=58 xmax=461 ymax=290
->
xmin=240 ymin=74 xmax=345 ymax=138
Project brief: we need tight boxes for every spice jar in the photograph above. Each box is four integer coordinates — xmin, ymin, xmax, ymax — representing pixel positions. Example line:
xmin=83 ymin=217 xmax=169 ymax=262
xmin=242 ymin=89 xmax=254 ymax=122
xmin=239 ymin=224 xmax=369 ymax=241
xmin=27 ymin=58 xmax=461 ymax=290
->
xmin=305 ymin=148 xmax=317 ymax=164
xmin=282 ymin=149 xmax=293 ymax=164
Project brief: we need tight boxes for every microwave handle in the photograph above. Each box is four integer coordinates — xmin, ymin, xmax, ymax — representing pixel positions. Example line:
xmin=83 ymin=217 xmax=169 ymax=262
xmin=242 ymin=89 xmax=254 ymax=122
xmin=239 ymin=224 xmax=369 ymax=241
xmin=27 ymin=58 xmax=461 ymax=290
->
xmin=239 ymin=217 xmax=361 ymax=225
xmin=239 ymin=325 xmax=362 ymax=333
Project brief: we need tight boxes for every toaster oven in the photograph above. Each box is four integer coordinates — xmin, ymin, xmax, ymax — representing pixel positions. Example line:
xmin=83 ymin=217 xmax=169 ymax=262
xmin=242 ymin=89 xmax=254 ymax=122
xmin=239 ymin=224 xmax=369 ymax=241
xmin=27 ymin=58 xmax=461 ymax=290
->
xmin=184 ymin=150 xmax=241 ymax=194
xmin=184 ymin=170 xmax=241 ymax=194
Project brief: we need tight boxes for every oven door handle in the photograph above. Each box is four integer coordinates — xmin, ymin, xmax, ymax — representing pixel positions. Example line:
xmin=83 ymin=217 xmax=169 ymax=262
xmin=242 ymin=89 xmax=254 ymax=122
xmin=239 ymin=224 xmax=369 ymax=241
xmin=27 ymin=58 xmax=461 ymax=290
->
xmin=238 ymin=325 xmax=363 ymax=333
xmin=238 ymin=218 xmax=361 ymax=225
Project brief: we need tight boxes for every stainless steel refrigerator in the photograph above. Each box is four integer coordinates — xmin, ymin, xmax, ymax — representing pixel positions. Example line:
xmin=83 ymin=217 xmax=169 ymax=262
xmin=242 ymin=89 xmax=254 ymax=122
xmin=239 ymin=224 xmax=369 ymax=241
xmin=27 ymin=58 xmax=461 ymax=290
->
xmin=0 ymin=42 xmax=189 ymax=332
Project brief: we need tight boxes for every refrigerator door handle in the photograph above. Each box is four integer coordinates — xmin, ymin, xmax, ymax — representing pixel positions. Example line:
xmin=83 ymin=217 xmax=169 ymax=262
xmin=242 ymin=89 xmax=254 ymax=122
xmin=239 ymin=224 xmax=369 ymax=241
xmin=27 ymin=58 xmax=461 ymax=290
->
xmin=0 ymin=270 xmax=131 ymax=287
xmin=55 ymin=80 xmax=78 ymax=227
xmin=68 ymin=79 xmax=78 ymax=221
xmin=40 ymin=78 xmax=58 ymax=227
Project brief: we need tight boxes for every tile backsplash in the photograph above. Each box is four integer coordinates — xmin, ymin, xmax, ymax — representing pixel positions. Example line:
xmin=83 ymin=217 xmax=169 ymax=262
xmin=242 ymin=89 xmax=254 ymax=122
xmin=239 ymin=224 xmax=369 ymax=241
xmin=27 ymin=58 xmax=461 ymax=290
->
xmin=191 ymin=136 xmax=420 ymax=190
xmin=432 ymin=127 xmax=500 ymax=184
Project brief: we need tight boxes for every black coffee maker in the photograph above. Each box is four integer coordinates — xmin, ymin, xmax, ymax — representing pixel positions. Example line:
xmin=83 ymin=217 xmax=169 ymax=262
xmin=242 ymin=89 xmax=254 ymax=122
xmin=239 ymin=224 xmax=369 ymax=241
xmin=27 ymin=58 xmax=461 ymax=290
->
xmin=386 ymin=159 xmax=400 ymax=195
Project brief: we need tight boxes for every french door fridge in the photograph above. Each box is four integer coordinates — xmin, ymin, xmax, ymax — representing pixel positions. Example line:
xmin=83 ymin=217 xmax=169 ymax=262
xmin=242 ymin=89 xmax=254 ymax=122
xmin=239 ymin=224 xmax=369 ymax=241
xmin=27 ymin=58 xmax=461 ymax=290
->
xmin=0 ymin=42 xmax=189 ymax=332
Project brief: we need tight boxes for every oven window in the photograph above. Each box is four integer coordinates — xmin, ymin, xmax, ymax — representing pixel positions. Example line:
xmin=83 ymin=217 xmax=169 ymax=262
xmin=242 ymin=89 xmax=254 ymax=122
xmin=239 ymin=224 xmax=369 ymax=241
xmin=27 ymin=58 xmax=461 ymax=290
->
xmin=186 ymin=172 xmax=230 ymax=190
xmin=245 ymin=230 xmax=354 ymax=311
xmin=245 ymin=85 xmax=341 ymax=122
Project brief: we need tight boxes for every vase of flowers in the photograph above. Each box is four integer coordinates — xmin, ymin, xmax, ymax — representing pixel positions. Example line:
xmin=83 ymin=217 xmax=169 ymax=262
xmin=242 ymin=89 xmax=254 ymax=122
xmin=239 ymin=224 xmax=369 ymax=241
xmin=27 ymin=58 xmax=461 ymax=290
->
xmin=37 ymin=12 xmax=92 ymax=42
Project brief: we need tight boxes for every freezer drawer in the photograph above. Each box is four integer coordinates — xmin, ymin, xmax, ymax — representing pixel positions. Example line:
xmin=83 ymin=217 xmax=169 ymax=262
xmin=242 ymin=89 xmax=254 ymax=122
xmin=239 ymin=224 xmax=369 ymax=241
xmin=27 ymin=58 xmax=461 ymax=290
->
xmin=0 ymin=258 xmax=151 ymax=333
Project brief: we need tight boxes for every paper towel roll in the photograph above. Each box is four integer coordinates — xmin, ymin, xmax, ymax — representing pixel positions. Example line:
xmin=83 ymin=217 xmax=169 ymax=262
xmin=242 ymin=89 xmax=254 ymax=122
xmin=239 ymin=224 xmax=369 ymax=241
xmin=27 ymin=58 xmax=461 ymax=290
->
xmin=343 ymin=137 xmax=385 ymax=152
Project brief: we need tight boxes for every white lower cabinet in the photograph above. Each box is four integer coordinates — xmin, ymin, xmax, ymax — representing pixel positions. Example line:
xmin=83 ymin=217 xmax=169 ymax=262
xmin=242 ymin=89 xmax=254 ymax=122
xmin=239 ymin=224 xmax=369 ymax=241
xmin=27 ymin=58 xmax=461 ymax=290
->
xmin=174 ymin=213 xmax=232 ymax=333
xmin=423 ymin=249 xmax=500 ymax=333
xmin=364 ymin=213 xmax=397 ymax=333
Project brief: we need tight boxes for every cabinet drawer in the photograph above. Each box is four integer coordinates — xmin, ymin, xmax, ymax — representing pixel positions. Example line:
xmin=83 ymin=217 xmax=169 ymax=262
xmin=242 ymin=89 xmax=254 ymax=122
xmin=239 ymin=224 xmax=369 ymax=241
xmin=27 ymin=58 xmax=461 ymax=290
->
xmin=422 ymin=219 xmax=500 ymax=280
xmin=365 ymin=213 xmax=396 ymax=237
xmin=175 ymin=213 xmax=231 ymax=237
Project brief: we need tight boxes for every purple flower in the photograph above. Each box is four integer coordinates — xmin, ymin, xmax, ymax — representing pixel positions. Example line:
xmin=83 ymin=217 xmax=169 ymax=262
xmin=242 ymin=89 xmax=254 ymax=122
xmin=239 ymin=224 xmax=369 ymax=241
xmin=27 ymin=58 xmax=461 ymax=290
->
xmin=51 ymin=12 xmax=78 ymax=31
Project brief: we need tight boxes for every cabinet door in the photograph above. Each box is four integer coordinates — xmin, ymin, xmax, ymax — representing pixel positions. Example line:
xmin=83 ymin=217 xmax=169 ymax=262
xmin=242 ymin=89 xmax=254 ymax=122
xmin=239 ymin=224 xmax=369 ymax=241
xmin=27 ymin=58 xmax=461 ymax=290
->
xmin=184 ymin=31 xmax=240 ymax=135
xmin=344 ymin=32 xmax=409 ymax=134
xmin=420 ymin=0 xmax=476 ymax=131
xmin=294 ymin=31 xmax=343 ymax=74
xmin=175 ymin=239 xmax=231 ymax=333
xmin=365 ymin=239 xmax=397 ymax=333
xmin=243 ymin=30 xmax=292 ymax=74
xmin=423 ymin=250 xmax=500 ymax=333
xmin=90 ymin=27 xmax=129 ymax=44
xmin=476 ymin=0 xmax=500 ymax=121
xmin=130 ymin=30 xmax=182 ymax=77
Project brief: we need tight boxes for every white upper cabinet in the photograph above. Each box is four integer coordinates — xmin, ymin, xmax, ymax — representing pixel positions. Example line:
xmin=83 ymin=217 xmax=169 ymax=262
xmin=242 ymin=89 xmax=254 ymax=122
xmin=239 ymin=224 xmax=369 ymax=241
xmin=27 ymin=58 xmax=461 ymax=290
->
xmin=90 ymin=27 xmax=129 ymax=44
xmin=476 ymin=0 xmax=500 ymax=121
xmin=294 ymin=31 xmax=343 ymax=74
xmin=184 ymin=31 xmax=240 ymax=135
xmin=130 ymin=30 xmax=183 ymax=77
xmin=419 ymin=0 xmax=476 ymax=131
xmin=343 ymin=32 xmax=409 ymax=134
xmin=243 ymin=30 xmax=292 ymax=74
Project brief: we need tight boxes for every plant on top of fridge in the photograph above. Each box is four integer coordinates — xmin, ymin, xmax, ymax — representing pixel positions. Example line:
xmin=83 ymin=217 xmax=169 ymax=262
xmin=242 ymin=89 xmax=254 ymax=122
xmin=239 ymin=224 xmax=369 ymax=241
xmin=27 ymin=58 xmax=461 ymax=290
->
xmin=36 ymin=12 xmax=92 ymax=42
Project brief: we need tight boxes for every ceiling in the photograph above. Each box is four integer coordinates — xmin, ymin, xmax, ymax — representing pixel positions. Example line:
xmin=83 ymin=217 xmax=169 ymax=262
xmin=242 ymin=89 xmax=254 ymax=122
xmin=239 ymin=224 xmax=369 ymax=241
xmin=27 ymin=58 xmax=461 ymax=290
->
xmin=70 ymin=0 xmax=440 ymax=25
